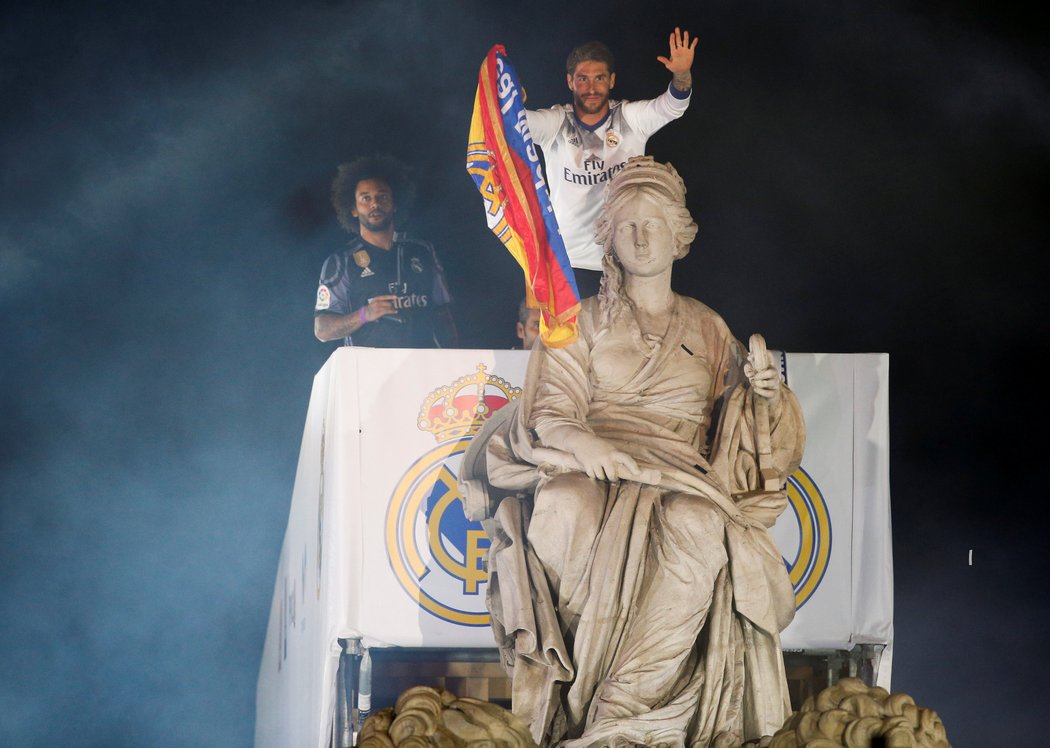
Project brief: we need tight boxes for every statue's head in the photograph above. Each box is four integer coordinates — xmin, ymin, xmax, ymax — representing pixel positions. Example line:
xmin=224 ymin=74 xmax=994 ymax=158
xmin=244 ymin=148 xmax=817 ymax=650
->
xmin=595 ymin=156 xmax=697 ymax=265
xmin=595 ymin=158 xmax=697 ymax=318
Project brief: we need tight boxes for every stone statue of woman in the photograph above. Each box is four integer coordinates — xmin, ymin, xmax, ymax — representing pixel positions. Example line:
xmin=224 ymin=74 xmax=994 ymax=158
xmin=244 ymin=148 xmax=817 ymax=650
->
xmin=462 ymin=156 xmax=806 ymax=748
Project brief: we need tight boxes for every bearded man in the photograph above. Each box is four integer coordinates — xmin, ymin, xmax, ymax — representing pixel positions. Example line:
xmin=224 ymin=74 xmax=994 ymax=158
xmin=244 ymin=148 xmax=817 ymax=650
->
xmin=525 ymin=29 xmax=697 ymax=297
xmin=314 ymin=155 xmax=457 ymax=348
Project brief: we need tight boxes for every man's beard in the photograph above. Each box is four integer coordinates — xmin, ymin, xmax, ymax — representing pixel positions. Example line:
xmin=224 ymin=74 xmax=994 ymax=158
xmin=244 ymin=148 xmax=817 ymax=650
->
xmin=358 ymin=212 xmax=393 ymax=233
xmin=574 ymin=92 xmax=608 ymax=116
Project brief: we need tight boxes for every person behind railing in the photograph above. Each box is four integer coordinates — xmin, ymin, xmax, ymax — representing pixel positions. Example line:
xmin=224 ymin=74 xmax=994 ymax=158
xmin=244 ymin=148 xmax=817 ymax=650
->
xmin=514 ymin=298 xmax=541 ymax=350
xmin=314 ymin=154 xmax=458 ymax=348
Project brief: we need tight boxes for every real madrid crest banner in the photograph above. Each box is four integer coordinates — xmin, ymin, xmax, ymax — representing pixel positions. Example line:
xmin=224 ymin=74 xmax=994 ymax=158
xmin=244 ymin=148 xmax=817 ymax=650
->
xmin=466 ymin=45 xmax=580 ymax=347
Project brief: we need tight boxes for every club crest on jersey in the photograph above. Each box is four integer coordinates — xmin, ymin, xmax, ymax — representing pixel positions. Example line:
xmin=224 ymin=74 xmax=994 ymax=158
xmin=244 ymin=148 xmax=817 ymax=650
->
xmin=385 ymin=365 xmax=522 ymax=626
xmin=410 ymin=257 xmax=424 ymax=274
xmin=605 ymin=130 xmax=620 ymax=148
xmin=353 ymin=249 xmax=371 ymax=268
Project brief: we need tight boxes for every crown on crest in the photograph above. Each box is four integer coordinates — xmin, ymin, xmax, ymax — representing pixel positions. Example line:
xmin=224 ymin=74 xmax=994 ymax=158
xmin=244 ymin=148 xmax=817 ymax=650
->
xmin=417 ymin=364 xmax=522 ymax=442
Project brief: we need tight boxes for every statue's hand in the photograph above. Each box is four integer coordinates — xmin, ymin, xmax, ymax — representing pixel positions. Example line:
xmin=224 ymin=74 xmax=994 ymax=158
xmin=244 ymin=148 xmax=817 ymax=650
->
xmin=570 ymin=432 xmax=642 ymax=483
xmin=745 ymin=347 xmax=782 ymax=403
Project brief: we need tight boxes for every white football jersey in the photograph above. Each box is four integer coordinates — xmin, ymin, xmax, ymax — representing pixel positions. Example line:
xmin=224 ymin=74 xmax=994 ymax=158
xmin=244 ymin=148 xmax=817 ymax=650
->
xmin=527 ymin=86 xmax=690 ymax=270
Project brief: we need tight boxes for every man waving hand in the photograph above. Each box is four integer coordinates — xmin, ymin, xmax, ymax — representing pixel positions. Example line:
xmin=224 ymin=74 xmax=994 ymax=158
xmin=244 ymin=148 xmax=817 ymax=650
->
xmin=526 ymin=28 xmax=698 ymax=296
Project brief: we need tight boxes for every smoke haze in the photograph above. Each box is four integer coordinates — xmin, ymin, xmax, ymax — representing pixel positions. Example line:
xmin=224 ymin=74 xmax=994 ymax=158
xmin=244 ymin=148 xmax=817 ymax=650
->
xmin=2 ymin=1 xmax=1046 ymax=744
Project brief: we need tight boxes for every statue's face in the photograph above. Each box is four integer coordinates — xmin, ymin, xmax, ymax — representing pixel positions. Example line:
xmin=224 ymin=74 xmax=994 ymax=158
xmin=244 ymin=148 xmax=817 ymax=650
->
xmin=611 ymin=191 xmax=675 ymax=277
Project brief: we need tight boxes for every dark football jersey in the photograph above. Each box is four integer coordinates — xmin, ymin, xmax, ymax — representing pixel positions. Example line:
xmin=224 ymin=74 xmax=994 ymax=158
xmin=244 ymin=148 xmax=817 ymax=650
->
xmin=315 ymin=235 xmax=452 ymax=348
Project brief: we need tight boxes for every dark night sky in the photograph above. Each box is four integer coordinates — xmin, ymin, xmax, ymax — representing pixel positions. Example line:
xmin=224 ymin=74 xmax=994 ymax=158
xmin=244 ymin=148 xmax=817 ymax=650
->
xmin=2 ymin=1 xmax=1047 ymax=745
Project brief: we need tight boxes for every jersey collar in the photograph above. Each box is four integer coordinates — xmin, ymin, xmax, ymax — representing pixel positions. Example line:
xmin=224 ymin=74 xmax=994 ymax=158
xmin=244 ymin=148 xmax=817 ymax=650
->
xmin=348 ymin=234 xmax=396 ymax=253
xmin=574 ymin=107 xmax=611 ymax=132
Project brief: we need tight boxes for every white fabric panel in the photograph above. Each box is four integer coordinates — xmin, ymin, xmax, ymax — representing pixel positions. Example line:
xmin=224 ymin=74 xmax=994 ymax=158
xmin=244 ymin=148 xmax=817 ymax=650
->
xmin=256 ymin=360 xmax=340 ymax=748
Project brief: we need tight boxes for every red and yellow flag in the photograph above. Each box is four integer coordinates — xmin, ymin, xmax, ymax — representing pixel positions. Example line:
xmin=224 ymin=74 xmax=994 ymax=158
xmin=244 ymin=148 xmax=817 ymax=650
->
xmin=466 ymin=45 xmax=580 ymax=347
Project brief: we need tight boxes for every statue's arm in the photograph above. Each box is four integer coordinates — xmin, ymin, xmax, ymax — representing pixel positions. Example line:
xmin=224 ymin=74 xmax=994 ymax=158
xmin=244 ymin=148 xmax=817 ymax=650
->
xmin=524 ymin=330 xmax=646 ymax=483
xmin=762 ymin=387 xmax=806 ymax=480
xmin=534 ymin=423 xmax=642 ymax=483
xmin=747 ymin=334 xmax=806 ymax=485
xmin=707 ymin=333 xmax=805 ymax=502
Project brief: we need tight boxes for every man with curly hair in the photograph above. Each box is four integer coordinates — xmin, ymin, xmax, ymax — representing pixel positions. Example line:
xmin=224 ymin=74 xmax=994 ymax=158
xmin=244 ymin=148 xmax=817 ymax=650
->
xmin=526 ymin=29 xmax=697 ymax=298
xmin=314 ymin=155 xmax=457 ymax=348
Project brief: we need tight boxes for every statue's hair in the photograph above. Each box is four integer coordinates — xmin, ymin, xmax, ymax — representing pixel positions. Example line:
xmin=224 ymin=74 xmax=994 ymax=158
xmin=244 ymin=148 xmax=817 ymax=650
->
xmin=595 ymin=157 xmax=698 ymax=325
xmin=566 ymin=41 xmax=615 ymax=76
xmin=331 ymin=154 xmax=415 ymax=233
xmin=597 ymin=252 xmax=628 ymax=327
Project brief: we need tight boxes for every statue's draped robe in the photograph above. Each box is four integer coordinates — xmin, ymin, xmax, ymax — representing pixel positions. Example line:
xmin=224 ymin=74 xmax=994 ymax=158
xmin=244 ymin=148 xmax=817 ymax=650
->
xmin=464 ymin=296 xmax=805 ymax=747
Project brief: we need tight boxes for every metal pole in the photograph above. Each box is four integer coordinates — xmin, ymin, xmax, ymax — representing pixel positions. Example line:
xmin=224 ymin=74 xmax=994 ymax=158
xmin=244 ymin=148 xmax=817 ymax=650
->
xmin=340 ymin=638 xmax=363 ymax=747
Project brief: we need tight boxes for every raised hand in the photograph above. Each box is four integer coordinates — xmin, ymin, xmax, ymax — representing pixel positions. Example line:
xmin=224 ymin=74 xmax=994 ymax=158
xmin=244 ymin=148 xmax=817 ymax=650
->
xmin=656 ymin=27 xmax=698 ymax=76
